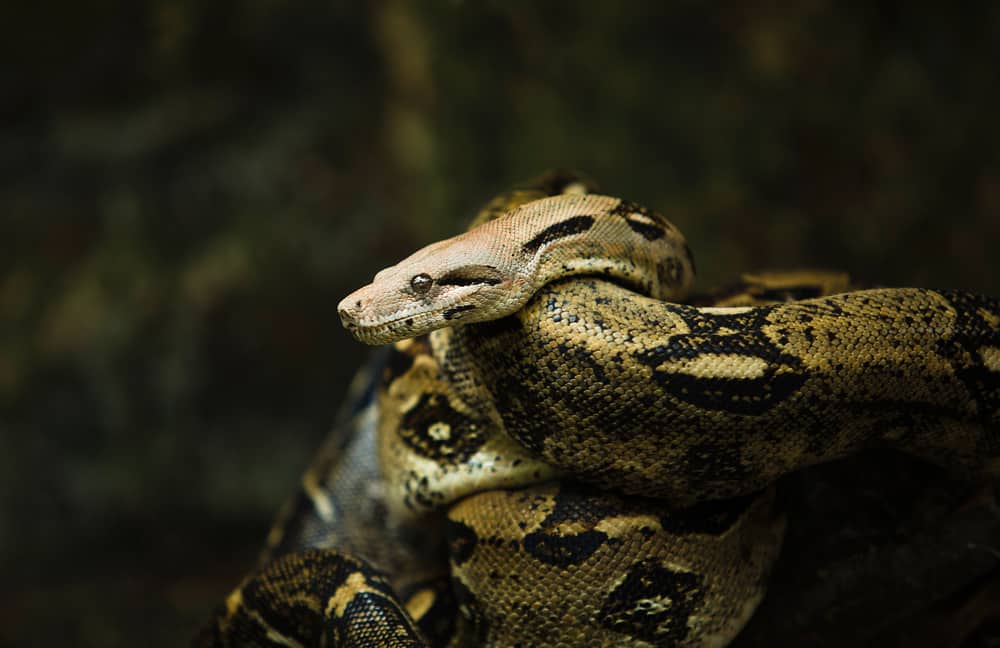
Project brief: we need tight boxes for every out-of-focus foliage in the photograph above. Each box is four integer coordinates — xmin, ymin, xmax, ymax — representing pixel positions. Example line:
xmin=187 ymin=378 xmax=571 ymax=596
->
xmin=1 ymin=1 xmax=998 ymax=645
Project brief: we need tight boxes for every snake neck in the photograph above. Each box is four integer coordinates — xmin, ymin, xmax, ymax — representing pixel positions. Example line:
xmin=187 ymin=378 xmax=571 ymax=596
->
xmin=502 ymin=194 xmax=697 ymax=307
xmin=339 ymin=193 xmax=695 ymax=345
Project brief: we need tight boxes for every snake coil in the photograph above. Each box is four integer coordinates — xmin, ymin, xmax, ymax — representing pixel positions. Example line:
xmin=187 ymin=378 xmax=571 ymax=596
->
xmin=198 ymin=173 xmax=1000 ymax=647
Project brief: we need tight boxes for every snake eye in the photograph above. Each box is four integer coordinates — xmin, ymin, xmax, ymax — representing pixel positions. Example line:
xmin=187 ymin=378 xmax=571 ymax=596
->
xmin=410 ymin=273 xmax=433 ymax=294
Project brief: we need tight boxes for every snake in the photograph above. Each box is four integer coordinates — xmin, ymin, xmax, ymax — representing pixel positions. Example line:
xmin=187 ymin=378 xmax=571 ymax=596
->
xmin=197 ymin=173 xmax=1000 ymax=647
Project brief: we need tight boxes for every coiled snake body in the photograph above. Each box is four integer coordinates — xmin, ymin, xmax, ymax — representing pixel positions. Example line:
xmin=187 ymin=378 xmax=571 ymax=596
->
xmin=199 ymin=176 xmax=1000 ymax=646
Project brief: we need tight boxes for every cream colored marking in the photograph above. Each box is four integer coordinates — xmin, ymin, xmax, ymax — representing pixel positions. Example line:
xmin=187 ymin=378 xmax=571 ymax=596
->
xmin=978 ymin=308 xmax=1000 ymax=330
xmin=626 ymin=212 xmax=658 ymax=226
xmin=404 ymin=587 xmax=436 ymax=621
xmin=238 ymin=603 xmax=306 ymax=648
xmin=634 ymin=595 xmax=673 ymax=615
xmin=384 ymin=434 xmax=561 ymax=520
xmin=699 ymin=305 xmax=754 ymax=315
xmin=302 ymin=470 xmax=335 ymax=523
xmin=264 ymin=629 xmax=305 ymax=648
xmin=284 ymin=591 xmax=324 ymax=614
xmin=394 ymin=338 xmax=418 ymax=353
xmin=655 ymin=353 xmax=769 ymax=380
xmin=595 ymin=514 xmax=660 ymax=535
xmin=225 ymin=588 xmax=243 ymax=616
xmin=562 ymin=182 xmax=589 ymax=195
xmin=428 ymin=421 xmax=451 ymax=441
xmin=397 ymin=391 xmax=422 ymax=414
xmin=264 ymin=524 xmax=285 ymax=553
xmin=326 ymin=571 xmax=383 ymax=618
xmin=980 ymin=346 xmax=1000 ymax=372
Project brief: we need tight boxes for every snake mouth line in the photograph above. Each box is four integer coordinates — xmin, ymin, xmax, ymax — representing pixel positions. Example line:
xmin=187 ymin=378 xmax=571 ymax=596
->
xmin=342 ymin=297 xmax=486 ymax=343
xmin=339 ymin=307 xmax=427 ymax=342
xmin=341 ymin=315 xmax=410 ymax=342
xmin=343 ymin=313 xmax=448 ymax=344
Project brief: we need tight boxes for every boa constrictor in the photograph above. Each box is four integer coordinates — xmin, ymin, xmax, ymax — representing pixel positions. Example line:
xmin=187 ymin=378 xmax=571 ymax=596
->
xmin=198 ymin=174 xmax=1000 ymax=647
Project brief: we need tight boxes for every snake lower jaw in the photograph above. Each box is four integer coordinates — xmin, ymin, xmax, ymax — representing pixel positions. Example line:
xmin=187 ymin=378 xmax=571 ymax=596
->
xmin=336 ymin=308 xmax=426 ymax=346
xmin=339 ymin=289 xmax=502 ymax=346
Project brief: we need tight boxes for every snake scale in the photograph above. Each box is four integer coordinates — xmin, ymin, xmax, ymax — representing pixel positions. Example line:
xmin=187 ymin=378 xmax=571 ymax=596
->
xmin=197 ymin=173 xmax=1000 ymax=647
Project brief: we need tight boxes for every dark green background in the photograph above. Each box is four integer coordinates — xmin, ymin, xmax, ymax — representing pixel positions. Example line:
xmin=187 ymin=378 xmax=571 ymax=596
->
xmin=2 ymin=2 xmax=998 ymax=645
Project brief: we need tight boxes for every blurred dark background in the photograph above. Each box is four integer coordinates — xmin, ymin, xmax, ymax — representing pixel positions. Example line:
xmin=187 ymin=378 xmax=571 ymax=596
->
xmin=2 ymin=2 xmax=999 ymax=645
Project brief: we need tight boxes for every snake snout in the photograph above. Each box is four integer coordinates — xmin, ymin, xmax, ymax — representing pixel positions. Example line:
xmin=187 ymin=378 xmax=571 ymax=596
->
xmin=336 ymin=293 xmax=368 ymax=330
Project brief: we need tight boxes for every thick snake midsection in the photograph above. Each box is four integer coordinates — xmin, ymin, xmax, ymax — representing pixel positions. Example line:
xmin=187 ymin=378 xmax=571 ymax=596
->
xmin=446 ymin=482 xmax=783 ymax=647
xmin=443 ymin=281 xmax=1000 ymax=504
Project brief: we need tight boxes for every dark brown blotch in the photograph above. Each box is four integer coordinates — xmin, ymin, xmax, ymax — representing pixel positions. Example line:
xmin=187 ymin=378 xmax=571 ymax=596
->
xmin=521 ymin=215 xmax=596 ymax=253
xmin=624 ymin=217 xmax=666 ymax=241
xmin=443 ymin=304 xmax=477 ymax=320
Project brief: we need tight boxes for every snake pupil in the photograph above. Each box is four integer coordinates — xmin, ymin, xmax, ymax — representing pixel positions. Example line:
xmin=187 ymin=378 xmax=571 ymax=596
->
xmin=411 ymin=273 xmax=433 ymax=294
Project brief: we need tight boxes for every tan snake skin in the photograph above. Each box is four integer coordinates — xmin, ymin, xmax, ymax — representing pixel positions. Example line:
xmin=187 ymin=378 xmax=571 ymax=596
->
xmin=198 ymin=173 xmax=1000 ymax=647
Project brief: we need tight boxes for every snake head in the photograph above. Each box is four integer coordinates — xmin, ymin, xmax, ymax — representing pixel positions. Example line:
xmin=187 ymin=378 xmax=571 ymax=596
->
xmin=338 ymin=233 xmax=526 ymax=345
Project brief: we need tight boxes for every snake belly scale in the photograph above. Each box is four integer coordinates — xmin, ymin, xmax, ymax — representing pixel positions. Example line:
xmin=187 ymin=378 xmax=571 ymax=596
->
xmin=198 ymin=174 xmax=1000 ymax=647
